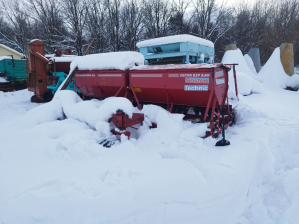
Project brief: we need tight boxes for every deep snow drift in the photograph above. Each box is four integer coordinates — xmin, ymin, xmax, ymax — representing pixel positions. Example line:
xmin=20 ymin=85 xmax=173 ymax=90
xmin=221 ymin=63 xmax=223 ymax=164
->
xmin=1 ymin=87 xmax=298 ymax=224
xmin=258 ymin=48 xmax=299 ymax=90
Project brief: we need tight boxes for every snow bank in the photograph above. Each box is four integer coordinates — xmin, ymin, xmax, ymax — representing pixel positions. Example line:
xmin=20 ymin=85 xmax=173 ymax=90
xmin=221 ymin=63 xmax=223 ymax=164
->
xmin=1 ymin=80 xmax=299 ymax=223
xmin=23 ymin=91 xmax=134 ymax=137
xmin=222 ymin=49 xmax=263 ymax=95
xmin=70 ymin=51 xmax=144 ymax=72
xmin=222 ymin=49 xmax=260 ymax=81
xmin=258 ymin=48 xmax=299 ymax=90
xmin=244 ymin=54 xmax=257 ymax=75
xmin=141 ymin=105 xmax=207 ymax=138
xmin=229 ymin=72 xmax=263 ymax=96
xmin=22 ymin=90 xmax=209 ymax=139
xmin=136 ymin=34 xmax=214 ymax=48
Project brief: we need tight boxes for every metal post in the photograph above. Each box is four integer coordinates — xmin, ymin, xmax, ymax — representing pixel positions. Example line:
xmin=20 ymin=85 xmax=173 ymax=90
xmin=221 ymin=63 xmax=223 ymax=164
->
xmin=215 ymin=105 xmax=230 ymax=146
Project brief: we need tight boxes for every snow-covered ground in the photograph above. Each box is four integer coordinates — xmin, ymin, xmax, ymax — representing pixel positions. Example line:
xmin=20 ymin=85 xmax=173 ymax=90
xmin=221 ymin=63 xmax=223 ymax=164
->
xmin=0 ymin=49 xmax=299 ymax=223
xmin=0 ymin=87 xmax=298 ymax=224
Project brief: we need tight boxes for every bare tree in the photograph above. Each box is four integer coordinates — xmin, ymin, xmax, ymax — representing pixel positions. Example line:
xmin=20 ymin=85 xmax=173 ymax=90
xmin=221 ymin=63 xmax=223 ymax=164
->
xmin=168 ymin=0 xmax=191 ymax=35
xmin=224 ymin=0 xmax=271 ymax=54
xmin=120 ymin=0 xmax=143 ymax=51
xmin=142 ymin=0 xmax=172 ymax=38
xmin=27 ymin=0 xmax=69 ymax=53
xmin=261 ymin=0 xmax=299 ymax=63
xmin=0 ymin=0 xmax=33 ymax=54
xmin=86 ymin=0 xmax=108 ymax=53
xmin=104 ymin=0 xmax=122 ymax=51
xmin=61 ymin=0 xmax=88 ymax=55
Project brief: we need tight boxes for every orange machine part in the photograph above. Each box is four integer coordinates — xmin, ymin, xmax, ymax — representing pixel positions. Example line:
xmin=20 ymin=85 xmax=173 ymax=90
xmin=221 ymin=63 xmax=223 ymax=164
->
xmin=27 ymin=40 xmax=48 ymax=101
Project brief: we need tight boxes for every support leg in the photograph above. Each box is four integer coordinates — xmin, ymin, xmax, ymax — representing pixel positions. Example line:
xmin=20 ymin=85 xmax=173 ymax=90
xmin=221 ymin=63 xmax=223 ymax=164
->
xmin=216 ymin=105 xmax=230 ymax=146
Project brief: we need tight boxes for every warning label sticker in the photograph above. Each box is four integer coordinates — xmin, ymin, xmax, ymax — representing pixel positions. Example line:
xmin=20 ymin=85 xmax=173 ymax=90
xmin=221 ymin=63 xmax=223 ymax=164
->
xmin=216 ymin=78 xmax=225 ymax=85
xmin=180 ymin=74 xmax=210 ymax=78
xmin=133 ymin=87 xmax=142 ymax=92
xmin=184 ymin=85 xmax=208 ymax=91
xmin=215 ymin=71 xmax=224 ymax=78
xmin=185 ymin=77 xmax=209 ymax=84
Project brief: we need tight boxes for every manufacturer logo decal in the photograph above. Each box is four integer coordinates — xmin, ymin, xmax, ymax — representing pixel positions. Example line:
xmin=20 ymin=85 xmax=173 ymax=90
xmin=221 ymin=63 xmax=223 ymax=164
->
xmin=185 ymin=77 xmax=209 ymax=84
xmin=184 ymin=85 xmax=208 ymax=91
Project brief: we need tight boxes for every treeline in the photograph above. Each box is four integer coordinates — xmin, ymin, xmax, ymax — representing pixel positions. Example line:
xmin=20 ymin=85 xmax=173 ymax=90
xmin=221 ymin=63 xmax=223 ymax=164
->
xmin=0 ymin=0 xmax=298 ymax=65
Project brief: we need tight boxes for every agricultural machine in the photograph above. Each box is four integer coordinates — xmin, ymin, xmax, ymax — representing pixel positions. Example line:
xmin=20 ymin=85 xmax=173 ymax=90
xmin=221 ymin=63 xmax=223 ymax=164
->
xmin=73 ymin=57 xmax=238 ymax=146
xmin=54 ymin=35 xmax=238 ymax=146
xmin=73 ymin=35 xmax=236 ymax=146
xmin=26 ymin=38 xmax=96 ymax=102
xmin=0 ymin=56 xmax=27 ymax=92
xmin=137 ymin=34 xmax=215 ymax=65
xmin=27 ymin=40 xmax=77 ymax=102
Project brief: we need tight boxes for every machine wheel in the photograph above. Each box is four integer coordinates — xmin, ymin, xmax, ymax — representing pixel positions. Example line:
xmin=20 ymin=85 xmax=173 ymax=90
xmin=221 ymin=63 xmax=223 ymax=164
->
xmin=31 ymin=91 xmax=53 ymax=103
xmin=43 ymin=91 xmax=54 ymax=102
xmin=31 ymin=95 xmax=43 ymax=103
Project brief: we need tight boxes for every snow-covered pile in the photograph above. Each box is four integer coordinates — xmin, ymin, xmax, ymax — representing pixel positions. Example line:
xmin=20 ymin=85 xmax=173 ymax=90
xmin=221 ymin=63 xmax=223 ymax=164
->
xmin=222 ymin=49 xmax=259 ymax=80
xmin=228 ymin=72 xmax=263 ymax=96
xmin=244 ymin=54 xmax=257 ymax=75
xmin=25 ymin=90 xmax=208 ymax=140
xmin=24 ymin=91 xmax=134 ymax=134
xmin=70 ymin=51 xmax=144 ymax=72
xmin=136 ymin=34 xmax=214 ymax=48
xmin=259 ymin=47 xmax=299 ymax=90
xmin=222 ymin=49 xmax=263 ymax=95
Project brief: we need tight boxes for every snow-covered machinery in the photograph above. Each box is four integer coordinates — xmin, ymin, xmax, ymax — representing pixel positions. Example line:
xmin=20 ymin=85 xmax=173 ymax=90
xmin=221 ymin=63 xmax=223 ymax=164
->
xmin=73 ymin=52 xmax=238 ymax=146
xmin=0 ymin=56 xmax=27 ymax=91
xmin=137 ymin=34 xmax=215 ymax=65
xmin=27 ymin=40 xmax=76 ymax=102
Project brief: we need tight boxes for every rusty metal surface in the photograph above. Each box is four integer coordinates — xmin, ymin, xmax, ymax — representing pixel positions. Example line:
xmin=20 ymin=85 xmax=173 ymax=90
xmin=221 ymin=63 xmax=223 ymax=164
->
xmin=27 ymin=40 xmax=48 ymax=101
xmin=225 ymin=44 xmax=237 ymax=51
xmin=280 ymin=43 xmax=294 ymax=76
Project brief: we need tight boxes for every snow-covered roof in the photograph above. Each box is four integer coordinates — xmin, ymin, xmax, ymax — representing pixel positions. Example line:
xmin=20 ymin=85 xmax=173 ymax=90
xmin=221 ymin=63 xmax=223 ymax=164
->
xmin=30 ymin=39 xmax=41 ymax=43
xmin=50 ymin=56 xmax=77 ymax=63
xmin=0 ymin=56 xmax=11 ymax=61
xmin=0 ymin=44 xmax=23 ymax=57
xmin=131 ymin=63 xmax=223 ymax=71
xmin=136 ymin=34 xmax=214 ymax=48
xmin=70 ymin=51 xmax=144 ymax=71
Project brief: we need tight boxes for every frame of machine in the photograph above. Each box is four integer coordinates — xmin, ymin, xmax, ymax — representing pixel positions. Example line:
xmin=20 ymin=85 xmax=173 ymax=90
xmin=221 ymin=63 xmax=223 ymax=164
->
xmin=27 ymin=40 xmax=76 ymax=102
